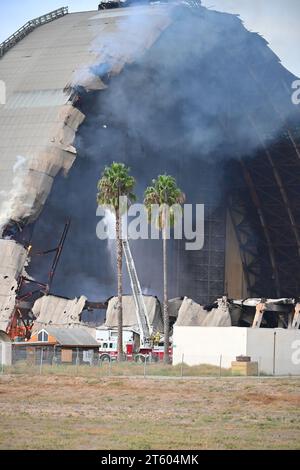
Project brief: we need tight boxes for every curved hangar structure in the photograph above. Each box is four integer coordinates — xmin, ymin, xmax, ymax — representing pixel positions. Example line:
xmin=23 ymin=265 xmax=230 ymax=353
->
xmin=0 ymin=2 xmax=299 ymax=334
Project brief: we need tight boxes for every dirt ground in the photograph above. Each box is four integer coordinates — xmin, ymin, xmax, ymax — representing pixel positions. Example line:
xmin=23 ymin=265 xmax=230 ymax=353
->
xmin=0 ymin=375 xmax=299 ymax=450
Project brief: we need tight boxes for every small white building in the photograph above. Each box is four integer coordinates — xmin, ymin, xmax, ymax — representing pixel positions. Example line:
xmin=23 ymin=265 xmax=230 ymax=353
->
xmin=173 ymin=326 xmax=300 ymax=376
xmin=0 ymin=330 xmax=12 ymax=366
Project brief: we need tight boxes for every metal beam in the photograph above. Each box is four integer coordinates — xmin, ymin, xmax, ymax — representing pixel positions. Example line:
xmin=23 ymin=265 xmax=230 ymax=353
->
xmin=292 ymin=303 xmax=300 ymax=329
xmin=252 ymin=301 xmax=266 ymax=328
xmin=240 ymin=160 xmax=281 ymax=297
xmin=248 ymin=116 xmax=300 ymax=258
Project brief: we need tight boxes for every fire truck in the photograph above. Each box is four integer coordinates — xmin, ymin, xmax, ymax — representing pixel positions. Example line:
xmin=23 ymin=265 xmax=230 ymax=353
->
xmin=97 ymin=328 xmax=170 ymax=362
xmin=97 ymin=239 xmax=171 ymax=363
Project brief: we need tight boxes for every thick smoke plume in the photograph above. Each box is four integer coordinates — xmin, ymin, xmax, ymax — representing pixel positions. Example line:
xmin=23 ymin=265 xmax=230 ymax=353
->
xmin=27 ymin=3 xmax=298 ymax=305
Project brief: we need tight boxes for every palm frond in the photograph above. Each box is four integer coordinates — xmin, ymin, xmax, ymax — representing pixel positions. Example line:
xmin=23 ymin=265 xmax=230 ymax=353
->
xmin=97 ymin=162 xmax=136 ymax=214
xmin=144 ymin=174 xmax=185 ymax=230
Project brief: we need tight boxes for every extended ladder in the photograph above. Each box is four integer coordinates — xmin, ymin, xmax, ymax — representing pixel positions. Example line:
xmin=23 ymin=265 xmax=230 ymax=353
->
xmin=122 ymin=239 xmax=152 ymax=347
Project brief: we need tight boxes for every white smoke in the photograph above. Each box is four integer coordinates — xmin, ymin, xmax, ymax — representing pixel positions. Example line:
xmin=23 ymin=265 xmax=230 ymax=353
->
xmin=101 ymin=209 xmax=128 ymax=272
xmin=71 ymin=3 xmax=172 ymax=89
xmin=102 ymin=209 xmax=117 ymax=271
xmin=0 ymin=155 xmax=28 ymax=236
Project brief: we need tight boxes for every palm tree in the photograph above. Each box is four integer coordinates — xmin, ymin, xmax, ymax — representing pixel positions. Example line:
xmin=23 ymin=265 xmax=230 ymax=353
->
xmin=97 ymin=162 xmax=136 ymax=361
xmin=144 ymin=175 xmax=185 ymax=363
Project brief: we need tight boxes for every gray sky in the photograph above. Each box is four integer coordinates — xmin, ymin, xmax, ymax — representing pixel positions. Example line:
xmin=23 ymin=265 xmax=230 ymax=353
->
xmin=0 ymin=0 xmax=299 ymax=76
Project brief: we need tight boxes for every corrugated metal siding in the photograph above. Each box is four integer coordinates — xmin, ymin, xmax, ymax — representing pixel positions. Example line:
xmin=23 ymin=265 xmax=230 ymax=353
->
xmin=0 ymin=11 xmax=96 ymax=196
xmin=5 ymin=89 xmax=71 ymax=109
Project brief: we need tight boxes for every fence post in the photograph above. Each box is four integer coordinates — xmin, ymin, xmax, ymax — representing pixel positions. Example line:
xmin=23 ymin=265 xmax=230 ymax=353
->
xmin=39 ymin=347 xmax=44 ymax=375
xmin=144 ymin=356 xmax=147 ymax=378
xmin=219 ymin=354 xmax=222 ymax=377
xmin=76 ymin=348 xmax=79 ymax=376
xmin=108 ymin=358 xmax=112 ymax=377
xmin=181 ymin=354 xmax=184 ymax=378
xmin=1 ymin=345 xmax=3 ymax=375
xmin=258 ymin=356 xmax=261 ymax=377
xmin=273 ymin=331 xmax=277 ymax=376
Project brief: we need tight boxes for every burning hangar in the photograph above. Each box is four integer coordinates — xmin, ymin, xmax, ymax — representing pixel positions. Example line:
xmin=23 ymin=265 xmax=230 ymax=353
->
xmin=0 ymin=1 xmax=300 ymax=342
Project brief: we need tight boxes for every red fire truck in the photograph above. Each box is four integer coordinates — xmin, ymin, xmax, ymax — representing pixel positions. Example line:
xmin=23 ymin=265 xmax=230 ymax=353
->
xmin=97 ymin=328 xmax=172 ymax=363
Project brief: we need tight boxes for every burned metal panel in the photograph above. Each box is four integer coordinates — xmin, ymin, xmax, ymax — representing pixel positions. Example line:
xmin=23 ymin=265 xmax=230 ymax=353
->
xmin=175 ymin=296 xmax=231 ymax=327
xmin=32 ymin=294 xmax=87 ymax=330
xmin=105 ymin=295 xmax=163 ymax=333
xmin=0 ymin=240 xmax=28 ymax=332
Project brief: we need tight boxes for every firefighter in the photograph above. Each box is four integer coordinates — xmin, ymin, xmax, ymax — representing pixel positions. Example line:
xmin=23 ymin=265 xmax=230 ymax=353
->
xmin=153 ymin=331 xmax=161 ymax=346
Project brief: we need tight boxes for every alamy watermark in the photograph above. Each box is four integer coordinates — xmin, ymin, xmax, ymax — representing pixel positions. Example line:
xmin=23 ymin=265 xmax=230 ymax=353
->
xmin=291 ymin=80 xmax=300 ymax=105
xmin=0 ymin=80 xmax=6 ymax=105
xmin=291 ymin=339 xmax=300 ymax=365
xmin=96 ymin=196 xmax=205 ymax=251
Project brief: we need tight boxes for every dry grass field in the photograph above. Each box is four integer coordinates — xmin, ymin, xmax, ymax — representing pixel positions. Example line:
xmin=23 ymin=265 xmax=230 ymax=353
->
xmin=0 ymin=374 xmax=299 ymax=450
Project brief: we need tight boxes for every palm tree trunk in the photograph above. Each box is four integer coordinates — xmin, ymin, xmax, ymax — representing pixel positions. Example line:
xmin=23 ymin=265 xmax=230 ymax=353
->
xmin=163 ymin=224 xmax=170 ymax=364
xmin=116 ymin=208 xmax=123 ymax=361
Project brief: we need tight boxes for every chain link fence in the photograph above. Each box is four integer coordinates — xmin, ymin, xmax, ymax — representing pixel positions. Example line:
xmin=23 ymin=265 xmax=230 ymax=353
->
xmin=0 ymin=344 xmax=274 ymax=378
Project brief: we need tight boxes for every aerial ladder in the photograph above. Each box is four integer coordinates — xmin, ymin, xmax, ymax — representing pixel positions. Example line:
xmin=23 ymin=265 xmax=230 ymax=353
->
xmin=122 ymin=239 xmax=153 ymax=348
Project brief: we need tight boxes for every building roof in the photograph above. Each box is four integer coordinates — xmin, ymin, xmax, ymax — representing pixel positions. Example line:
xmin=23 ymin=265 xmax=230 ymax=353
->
xmin=36 ymin=326 xmax=99 ymax=346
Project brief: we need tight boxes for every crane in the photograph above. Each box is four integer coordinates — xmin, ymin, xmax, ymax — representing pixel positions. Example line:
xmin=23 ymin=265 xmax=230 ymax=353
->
xmin=122 ymin=238 xmax=153 ymax=348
